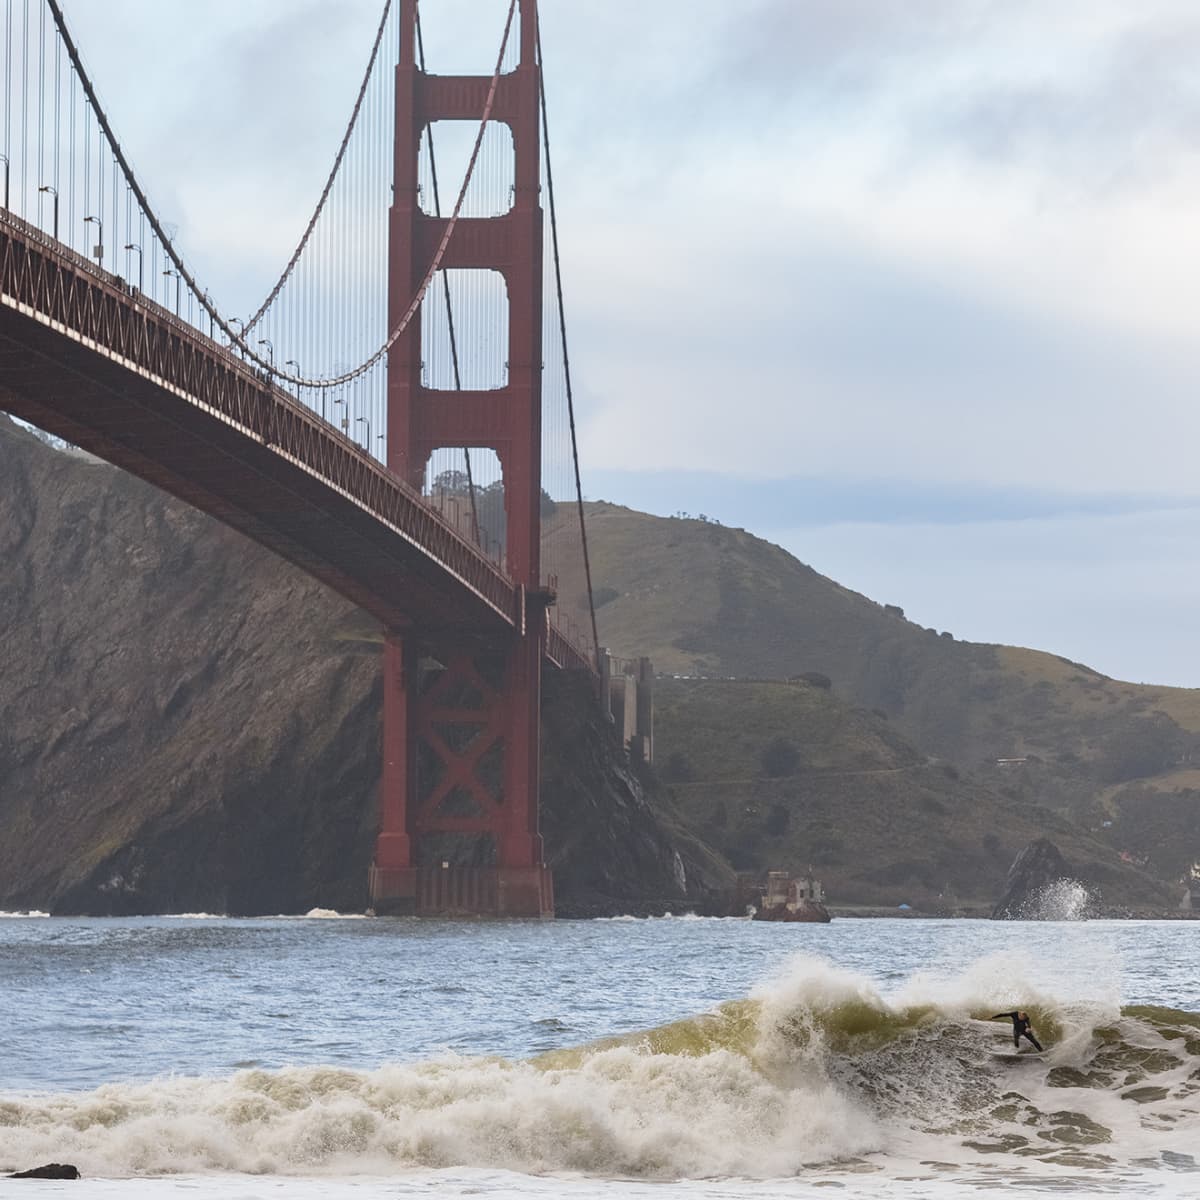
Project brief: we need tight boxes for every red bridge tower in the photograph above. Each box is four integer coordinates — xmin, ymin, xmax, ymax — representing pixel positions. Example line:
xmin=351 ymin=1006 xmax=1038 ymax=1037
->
xmin=369 ymin=0 xmax=553 ymax=916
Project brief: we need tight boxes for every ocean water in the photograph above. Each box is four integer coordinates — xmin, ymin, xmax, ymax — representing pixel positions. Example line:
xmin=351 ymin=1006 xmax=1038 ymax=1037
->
xmin=1 ymin=913 xmax=1200 ymax=1198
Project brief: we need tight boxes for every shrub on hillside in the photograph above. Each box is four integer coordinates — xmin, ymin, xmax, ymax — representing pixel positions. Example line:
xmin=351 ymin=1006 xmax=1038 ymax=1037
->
xmin=797 ymin=671 xmax=832 ymax=690
xmin=1098 ymin=714 xmax=1187 ymax=784
xmin=761 ymin=736 xmax=800 ymax=778
xmin=660 ymin=751 xmax=693 ymax=783
xmin=592 ymin=586 xmax=619 ymax=610
xmin=764 ymin=803 xmax=790 ymax=837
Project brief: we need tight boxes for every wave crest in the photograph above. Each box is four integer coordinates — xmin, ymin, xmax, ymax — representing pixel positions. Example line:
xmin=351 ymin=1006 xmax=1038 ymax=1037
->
xmin=2 ymin=954 xmax=1198 ymax=1181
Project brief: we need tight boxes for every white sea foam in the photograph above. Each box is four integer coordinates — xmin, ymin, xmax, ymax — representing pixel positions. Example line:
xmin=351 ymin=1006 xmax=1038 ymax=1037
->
xmin=0 ymin=909 xmax=49 ymax=917
xmin=0 ymin=1045 xmax=877 ymax=1179
xmin=1 ymin=953 xmax=1196 ymax=1188
xmin=593 ymin=912 xmax=745 ymax=923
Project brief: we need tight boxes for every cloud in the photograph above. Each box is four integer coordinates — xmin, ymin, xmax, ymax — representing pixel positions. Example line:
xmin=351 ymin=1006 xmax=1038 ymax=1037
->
xmin=919 ymin=15 xmax=1200 ymax=188
xmin=568 ymin=214 xmax=1200 ymax=494
xmin=584 ymin=469 xmax=1195 ymax=531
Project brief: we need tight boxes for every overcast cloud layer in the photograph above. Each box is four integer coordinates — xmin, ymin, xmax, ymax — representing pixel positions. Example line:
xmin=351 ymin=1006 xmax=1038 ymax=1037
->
xmin=56 ymin=0 xmax=1200 ymax=686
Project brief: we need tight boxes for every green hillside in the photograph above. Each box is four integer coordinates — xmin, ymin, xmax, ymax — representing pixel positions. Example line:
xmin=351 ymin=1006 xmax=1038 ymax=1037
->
xmin=653 ymin=677 xmax=1173 ymax=911
xmin=547 ymin=503 xmax=1200 ymax=893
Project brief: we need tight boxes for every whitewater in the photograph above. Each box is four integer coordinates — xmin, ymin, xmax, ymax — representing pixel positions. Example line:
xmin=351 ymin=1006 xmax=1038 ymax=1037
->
xmin=2 ymin=915 xmax=1200 ymax=1198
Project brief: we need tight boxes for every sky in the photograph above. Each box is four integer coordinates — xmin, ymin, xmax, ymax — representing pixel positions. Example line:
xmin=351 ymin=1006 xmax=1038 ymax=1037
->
xmin=50 ymin=0 xmax=1200 ymax=687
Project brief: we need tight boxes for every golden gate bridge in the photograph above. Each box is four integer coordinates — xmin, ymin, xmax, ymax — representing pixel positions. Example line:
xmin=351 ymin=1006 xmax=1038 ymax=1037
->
xmin=0 ymin=0 xmax=603 ymax=917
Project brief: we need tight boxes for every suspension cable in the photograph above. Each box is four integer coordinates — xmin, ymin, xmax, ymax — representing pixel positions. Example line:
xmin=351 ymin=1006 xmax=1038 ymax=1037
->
xmin=242 ymin=0 xmax=393 ymax=336
xmin=416 ymin=1 xmax=481 ymax=545
xmin=537 ymin=24 xmax=600 ymax=671
xmin=44 ymin=0 xmax=518 ymax=393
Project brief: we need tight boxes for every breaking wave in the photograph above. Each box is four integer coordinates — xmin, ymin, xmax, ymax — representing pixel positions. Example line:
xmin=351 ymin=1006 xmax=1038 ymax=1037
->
xmin=2 ymin=954 xmax=1199 ymax=1181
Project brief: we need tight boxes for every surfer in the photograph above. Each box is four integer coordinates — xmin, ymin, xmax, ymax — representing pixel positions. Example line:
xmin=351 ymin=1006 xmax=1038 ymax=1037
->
xmin=991 ymin=1010 xmax=1043 ymax=1052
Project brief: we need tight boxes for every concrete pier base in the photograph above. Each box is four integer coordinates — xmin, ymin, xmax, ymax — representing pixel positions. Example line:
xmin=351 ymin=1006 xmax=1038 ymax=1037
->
xmin=369 ymin=864 xmax=554 ymax=918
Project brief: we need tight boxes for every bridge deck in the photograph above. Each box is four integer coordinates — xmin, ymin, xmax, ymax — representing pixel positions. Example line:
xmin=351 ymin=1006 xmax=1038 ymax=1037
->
xmin=0 ymin=211 xmax=533 ymax=640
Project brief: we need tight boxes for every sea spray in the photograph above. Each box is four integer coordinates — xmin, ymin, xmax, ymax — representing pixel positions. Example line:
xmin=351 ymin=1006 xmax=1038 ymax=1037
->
xmin=1021 ymin=878 xmax=1095 ymax=921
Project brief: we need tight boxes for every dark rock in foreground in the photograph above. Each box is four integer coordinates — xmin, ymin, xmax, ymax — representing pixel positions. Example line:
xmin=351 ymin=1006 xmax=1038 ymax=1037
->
xmin=10 ymin=1164 xmax=80 ymax=1179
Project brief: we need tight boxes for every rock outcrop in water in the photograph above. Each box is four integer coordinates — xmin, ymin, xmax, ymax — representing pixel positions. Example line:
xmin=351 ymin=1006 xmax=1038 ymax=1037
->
xmin=9 ymin=1163 xmax=80 ymax=1179
xmin=0 ymin=416 xmax=731 ymax=916
xmin=991 ymin=839 xmax=1087 ymax=919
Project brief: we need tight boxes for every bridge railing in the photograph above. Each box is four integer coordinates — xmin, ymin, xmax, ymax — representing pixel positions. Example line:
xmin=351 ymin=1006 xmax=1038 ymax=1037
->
xmin=546 ymin=622 xmax=597 ymax=674
xmin=0 ymin=208 xmax=525 ymax=628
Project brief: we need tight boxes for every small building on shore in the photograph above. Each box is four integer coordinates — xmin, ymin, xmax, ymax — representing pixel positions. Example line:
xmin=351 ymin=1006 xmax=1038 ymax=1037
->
xmin=745 ymin=870 xmax=831 ymax=923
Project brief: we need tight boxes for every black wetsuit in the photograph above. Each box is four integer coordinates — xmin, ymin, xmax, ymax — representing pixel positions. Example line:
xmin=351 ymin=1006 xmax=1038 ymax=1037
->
xmin=992 ymin=1011 xmax=1043 ymax=1051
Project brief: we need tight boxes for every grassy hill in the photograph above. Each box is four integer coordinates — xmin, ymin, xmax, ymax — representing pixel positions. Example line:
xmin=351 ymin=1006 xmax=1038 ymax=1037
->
xmin=652 ymin=677 xmax=1173 ymax=911
xmin=546 ymin=503 xmax=1200 ymax=892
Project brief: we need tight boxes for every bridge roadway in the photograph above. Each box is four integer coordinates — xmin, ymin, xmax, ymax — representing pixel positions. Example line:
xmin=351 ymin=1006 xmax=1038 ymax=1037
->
xmin=0 ymin=210 xmax=590 ymax=671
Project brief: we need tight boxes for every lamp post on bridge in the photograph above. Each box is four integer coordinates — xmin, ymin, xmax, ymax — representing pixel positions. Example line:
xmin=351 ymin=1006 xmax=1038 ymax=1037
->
xmin=123 ymin=242 xmax=143 ymax=291
xmin=285 ymin=359 xmax=302 ymax=408
xmin=37 ymin=186 xmax=58 ymax=240
xmin=228 ymin=317 xmax=246 ymax=358
xmin=355 ymin=415 xmax=371 ymax=452
xmin=258 ymin=338 xmax=274 ymax=378
xmin=162 ymin=268 xmax=181 ymax=315
xmin=84 ymin=215 xmax=104 ymax=267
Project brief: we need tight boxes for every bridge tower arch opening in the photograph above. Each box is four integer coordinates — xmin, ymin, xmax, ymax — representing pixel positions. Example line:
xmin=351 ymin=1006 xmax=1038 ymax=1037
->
xmin=422 ymin=268 xmax=510 ymax=393
xmin=371 ymin=0 xmax=552 ymax=917
xmin=419 ymin=123 xmax=515 ymax=221
xmin=426 ymin=447 xmax=506 ymax=566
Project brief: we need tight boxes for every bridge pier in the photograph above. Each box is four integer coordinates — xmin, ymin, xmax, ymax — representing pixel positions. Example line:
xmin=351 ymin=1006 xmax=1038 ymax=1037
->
xmin=370 ymin=622 xmax=553 ymax=919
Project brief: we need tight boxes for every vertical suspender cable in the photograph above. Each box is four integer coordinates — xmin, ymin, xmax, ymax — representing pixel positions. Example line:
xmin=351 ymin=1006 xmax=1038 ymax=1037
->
xmin=537 ymin=25 xmax=599 ymax=670
xmin=5 ymin=0 xmax=12 ymax=201
xmin=67 ymin=65 xmax=73 ymax=238
xmin=21 ymin=0 xmax=28 ymax=209
xmin=52 ymin=23 xmax=59 ymax=196
xmin=36 ymin=0 xmax=42 ymax=213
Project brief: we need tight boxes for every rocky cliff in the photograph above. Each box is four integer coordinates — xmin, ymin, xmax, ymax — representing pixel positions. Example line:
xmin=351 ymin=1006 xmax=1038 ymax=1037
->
xmin=0 ymin=416 xmax=732 ymax=916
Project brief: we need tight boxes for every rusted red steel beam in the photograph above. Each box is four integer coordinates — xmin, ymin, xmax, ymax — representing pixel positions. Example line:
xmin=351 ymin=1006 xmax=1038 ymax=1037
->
xmin=0 ymin=211 xmax=521 ymax=636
